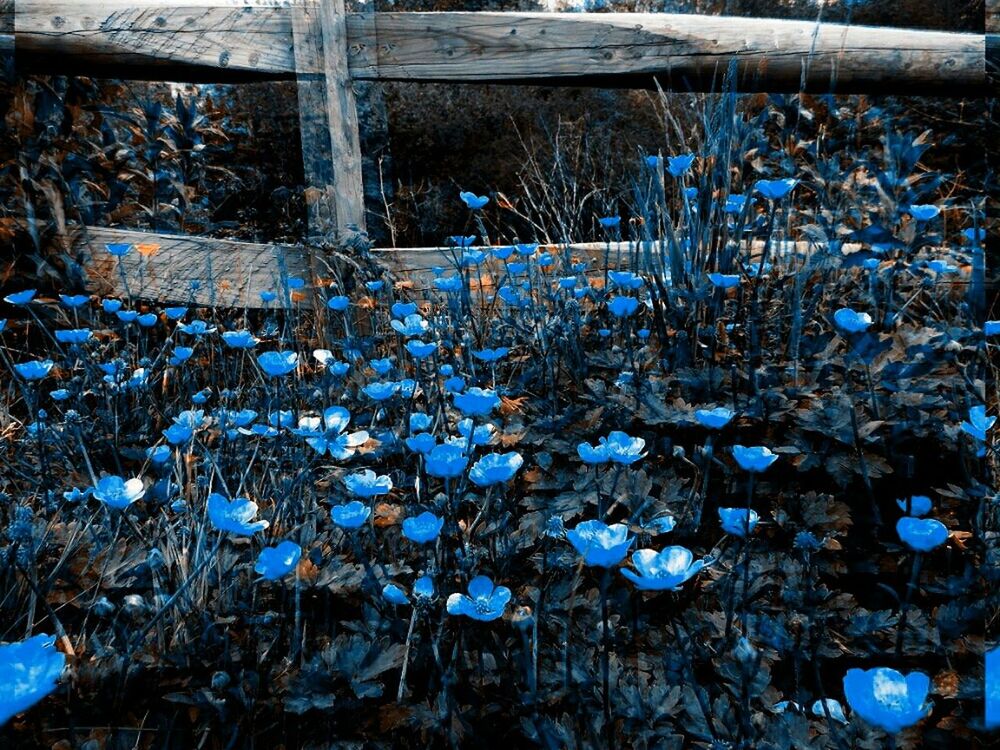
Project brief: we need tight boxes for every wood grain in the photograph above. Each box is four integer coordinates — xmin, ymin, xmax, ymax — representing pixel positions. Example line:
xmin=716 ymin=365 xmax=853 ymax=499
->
xmin=317 ymin=0 xmax=366 ymax=237
xmin=77 ymin=226 xmax=315 ymax=309
xmin=14 ymin=4 xmax=986 ymax=95
xmin=293 ymin=0 xmax=341 ymax=240
xmin=354 ymin=12 xmax=985 ymax=95
xmin=75 ymin=226 xmax=869 ymax=307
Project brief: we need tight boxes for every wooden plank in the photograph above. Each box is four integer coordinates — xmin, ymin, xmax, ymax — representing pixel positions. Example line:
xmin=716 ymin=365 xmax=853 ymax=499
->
xmin=14 ymin=4 xmax=987 ymax=95
xmin=318 ymin=0 xmax=366 ymax=238
xmin=75 ymin=226 xmax=879 ymax=307
xmin=292 ymin=0 xmax=340 ymax=241
xmin=76 ymin=227 xmax=314 ymax=309
xmin=352 ymin=13 xmax=986 ymax=96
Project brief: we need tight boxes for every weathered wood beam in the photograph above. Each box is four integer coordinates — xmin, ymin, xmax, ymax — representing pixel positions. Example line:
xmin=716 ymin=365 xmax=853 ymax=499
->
xmin=76 ymin=227 xmax=315 ymax=309
xmin=292 ymin=0 xmax=366 ymax=243
xmin=76 ymin=227 xmax=873 ymax=308
xmin=14 ymin=3 xmax=986 ymax=95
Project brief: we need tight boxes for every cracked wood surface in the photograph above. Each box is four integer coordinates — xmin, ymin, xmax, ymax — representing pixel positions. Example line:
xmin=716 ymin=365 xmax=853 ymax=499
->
xmin=13 ymin=4 xmax=986 ymax=94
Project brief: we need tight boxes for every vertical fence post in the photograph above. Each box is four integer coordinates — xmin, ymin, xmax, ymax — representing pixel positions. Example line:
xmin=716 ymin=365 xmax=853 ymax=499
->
xmin=292 ymin=0 xmax=367 ymax=245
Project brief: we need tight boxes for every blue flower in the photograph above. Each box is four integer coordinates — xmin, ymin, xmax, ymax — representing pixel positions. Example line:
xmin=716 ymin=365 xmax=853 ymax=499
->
xmin=492 ymin=245 xmax=516 ymax=260
xmin=406 ymin=432 xmax=437 ymax=454
xmin=177 ymin=320 xmax=216 ymax=336
xmin=410 ymin=413 xmax=433 ymax=433
xmin=718 ymin=507 xmax=759 ymax=537
xmin=14 ymin=359 xmax=54 ymax=381
xmin=843 ymin=667 xmax=930 ymax=734
xmin=985 ymin=321 xmax=1000 ymax=336
xmin=169 ymin=346 xmax=194 ymax=366
xmin=425 ymin=443 xmax=469 ymax=479
xmin=294 ymin=406 xmax=369 ymax=459
xmin=667 ymin=154 xmax=695 ymax=177
xmin=453 ymin=387 xmax=500 ymax=417
xmin=344 ymin=469 xmax=393 ymax=498
xmin=369 ymin=358 xmax=393 ymax=376
xmin=608 ymin=296 xmax=640 ymax=318
xmin=163 ymin=422 xmax=194 ymax=446
xmin=469 ymin=452 xmax=524 ymax=487
xmin=603 ymin=431 xmax=646 ymax=465
xmin=102 ymin=299 xmax=123 ymax=314
xmin=566 ymin=520 xmax=633 ymax=567
xmin=578 ymin=440 xmax=610 ymax=464
xmin=50 ymin=389 xmax=70 ymax=402
xmin=896 ymin=495 xmax=932 ymax=517
xmin=255 ymin=541 xmax=301 ymax=581
xmin=366 ymin=280 xmax=384 ymax=293
xmin=598 ymin=216 xmax=621 ymax=229
xmin=331 ymin=500 xmax=371 ymax=529
xmin=4 ymin=289 xmax=36 ymax=306
xmin=383 ymin=583 xmax=410 ymax=606
xmin=402 ymin=511 xmax=444 ymax=544
xmin=732 ymin=445 xmax=778 ymax=473
xmin=260 ymin=291 xmax=277 ymax=303
xmin=608 ymin=271 xmax=644 ymax=290
xmin=694 ymin=406 xmax=735 ymax=430
xmin=391 ymin=313 xmax=429 ymax=337
xmin=516 ymin=243 xmax=539 ymax=256
xmin=896 ymin=516 xmax=948 ymax=552
xmin=907 ymin=204 xmax=940 ymax=222
xmin=222 ymin=330 xmax=260 ymax=349
xmin=106 ymin=242 xmax=133 ymax=257
xmin=708 ymin=273 xmax=741 ymax=289
xmin=644 ymin=155 xmax=662 ymax=169
xmin=461 ymin=250 xmax=487 ymax=267
xmin=834 ymin=308 xmax=873 ymax=334
xmin=147 ymin=445 xmax=172 ymax=465
xmin=62 ymin=487 xmax=92 ymax=503
xmin=754 ymin=178 xmax=798 ymax=201
xmin=460 ymin=191 xmax=489 ymax=210
xmin=163 ymin=409 xmax=204 ymax=446
xmin=59 ymin=294 xmax=89 ymax=308
xmin=257 ymin=351 xmax=298 ymax=377
xmin=116 ymin=310 xmax=138 ymax=324
xmin=208 ymin=493 xmax=269 ymax=535
xmin=0 ymin=634 xmax=66 ymax=725
xmin=621 ymin=547 xmax=706 ymax=591
xmin=137 ymin=313 xmax=158 ymax=328
xmin=472 ymin=347 xmax=510 ymax=363
xmin=92 ymin=475 xmax=145 ymax=510
xmin=457 ymin=418 xmax=495 ymax=446
xmin=433 ymin=276 xmax=464 ymax=293
xmin=446 ymin=575 xmax=511 ymax=622
xmin=724 ymin=194 xmax=749 ymax=213
xmin=364 ymin=381 xmax=400 ymax=401
xmin=55 ymin=328 xmax=92 ymax=345
xmin=960 ymin=405 xmax=995 ymax=443
xmin=392 ymin=302 xmax=418 ymax=318
xmin=164 ymin=306 xmax=187 ymax=320
xmin=327 ymin=295 xmax=350 ymax=311
xmin=413 ymin=575 xmax=435 ymax=600
xmin=406 ymin=340 xmax=438 ymax=359
xmin=447 ymin=235 xmax=477 ymax=248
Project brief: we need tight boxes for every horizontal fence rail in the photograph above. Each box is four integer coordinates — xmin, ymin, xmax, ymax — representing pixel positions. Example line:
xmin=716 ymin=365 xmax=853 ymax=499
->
xmin=78 ymin=227 xmax=887 ymax=309
xmin=9 ymin=3 xmax=988 ymax=95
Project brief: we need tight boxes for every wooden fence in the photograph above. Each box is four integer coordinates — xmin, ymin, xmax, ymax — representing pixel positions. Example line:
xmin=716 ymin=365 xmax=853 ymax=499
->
xmin=3 ymin=1 xmax=995 ymax=308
